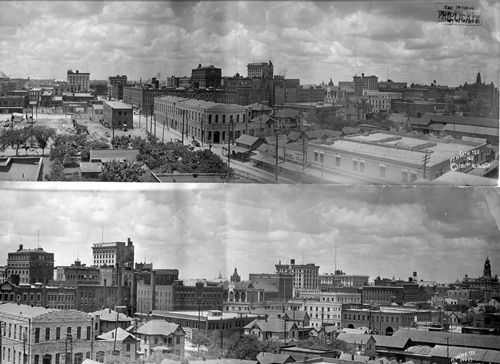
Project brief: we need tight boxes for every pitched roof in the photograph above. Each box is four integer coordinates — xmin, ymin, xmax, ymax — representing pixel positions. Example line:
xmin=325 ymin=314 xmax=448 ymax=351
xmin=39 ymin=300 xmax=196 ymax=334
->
xmin=442 ymin=123 xmax=498 ymax=137
xmin=393 ymin=328 xmax=500 ymax=350
xmin=235 ymin=134 xmax=261 ymax=147
xmin=273 ymin=109 xmax=301 ymax=118
xmin=257 ymin=353 xmax=294 ymax=364
xmin=283 ymin=310 xmax=308 ymax=322
xmin=248 ymin=103 xmax=273 ymax=111
xmin=92 ymin=309 xmax=134 ymax=322
xmin=137 ymin=320 xmax=183 ymax=336
xmin=405 ymin=345 xmax=433 ymax=355
xmin=371 ymin=334 xmax=410 ymax=349
xmin=342 ymin=126 xmax=362 ymax=135
xmin=288 ymin=131 xmax=301 ymax=141
xmin=250 ymin=114 xmax=274 ymax=124
xmin=336 ymin=333 xmax=373 ymax=345
xmin=97 ymin=327 xmax=136 ymax=342
xmin=245 ymin=318 xmax=297 ymax=333
xmin=423 ymin=114 xmax=498 ymax=128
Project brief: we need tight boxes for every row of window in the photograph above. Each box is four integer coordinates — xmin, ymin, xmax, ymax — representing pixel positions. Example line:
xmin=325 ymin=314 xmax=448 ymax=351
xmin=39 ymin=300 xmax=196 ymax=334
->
xmin=34 ymin=326 xmax=91 ymax=342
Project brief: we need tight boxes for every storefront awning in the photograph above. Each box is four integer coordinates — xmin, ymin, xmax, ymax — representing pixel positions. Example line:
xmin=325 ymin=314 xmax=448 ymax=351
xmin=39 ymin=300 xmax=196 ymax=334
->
xmin=279 ymin=161 xmax=303 ymax=172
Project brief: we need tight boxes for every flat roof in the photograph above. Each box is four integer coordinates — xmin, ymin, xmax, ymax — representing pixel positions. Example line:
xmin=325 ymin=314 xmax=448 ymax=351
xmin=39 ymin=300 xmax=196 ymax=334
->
xmin=151 ymin=310 xmax=260 ymax=321
xmin=314 ymin=132 xmax=485 ymax=168
xmin=104 ymin=100 xmax=133 ymax=109
xmin=0 ymin=157 xmax=42 ymax=181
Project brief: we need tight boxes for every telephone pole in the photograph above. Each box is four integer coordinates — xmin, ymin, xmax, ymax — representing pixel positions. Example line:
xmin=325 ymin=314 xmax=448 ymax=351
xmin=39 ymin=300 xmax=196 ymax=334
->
xmin=422 ymin=152 xmax=431 ymax=180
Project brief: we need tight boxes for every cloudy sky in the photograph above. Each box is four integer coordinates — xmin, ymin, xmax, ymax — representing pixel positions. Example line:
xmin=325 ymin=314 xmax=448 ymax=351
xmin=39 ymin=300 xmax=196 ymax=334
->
xmin=0 ymin=1 xmax=499 ymax=87
xmin=0 ymin=183 xmax=498 ymax=284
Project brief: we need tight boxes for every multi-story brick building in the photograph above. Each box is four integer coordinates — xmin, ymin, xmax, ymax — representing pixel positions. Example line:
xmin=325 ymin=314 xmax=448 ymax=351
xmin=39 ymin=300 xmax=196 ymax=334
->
xmin=53 ymin=84 xmax=79 ymax=97
xmin=0 ymin=96 xmax=24 ymax=114
xmin=7 ymin=245 xmax=54 ymax=285
xmin=191 ymin=64 xmax=221 ymax=89
xmin=275 ymin=259 xmax=319 ymax=295
xmin=53 ymin=259 xmax=100 ymax=286
xmin=342 ymin=306 xmax=435 ymax=335
xmin=289 ymin=292 xmax=361 ymax=329
xmin=154 ymin=96 xmax=250 ymax=145
xmin=123 ymin=81 xmax=168 ymax=115
xmin=247 ymin=61 xmax=274 ymax=79
xmin=0 ymin=303 xmax=94 ymax=364
xmin=102 ymin=101 xmax=133 ymax=131
xmin=108 ymin=75 xmax=128 ymax=100
xmin=353 ymin=74 xmax=379 ymax=96
xmin=153 ymin=281 xmax=223 ymax=311
xmin=67 ymin=69 xmax=90 ymax=91
xmin=92 ymin=239 xmax=135 ymax=268
xmin=319 ymin=271 xmax=369 ymax=289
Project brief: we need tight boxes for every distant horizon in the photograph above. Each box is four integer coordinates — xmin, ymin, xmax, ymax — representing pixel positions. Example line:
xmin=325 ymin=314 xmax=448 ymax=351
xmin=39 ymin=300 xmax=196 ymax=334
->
xmin=1 ymin=1 xmax=498 ymax=88
xmin=5 ymin=73 xmax=496 ymax=90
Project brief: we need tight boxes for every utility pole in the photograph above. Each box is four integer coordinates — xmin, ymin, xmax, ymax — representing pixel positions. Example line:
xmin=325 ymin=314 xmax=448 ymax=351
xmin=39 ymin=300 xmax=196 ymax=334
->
xmin=227 ymin=121 xmax=231 ymax=170
xmin=275 ymin=127 xmax=279 ymax=182
xmin=422 ymin=152 xmax=431 ymax=180
xmin=181 ymin=110 xmax=185 ymax=144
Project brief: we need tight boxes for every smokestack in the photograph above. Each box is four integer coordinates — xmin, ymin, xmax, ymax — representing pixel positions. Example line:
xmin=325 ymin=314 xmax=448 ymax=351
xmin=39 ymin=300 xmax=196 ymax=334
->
xmin=291 ymin=259 xmax=295 ymax=265
xmin=18 ymin=244 xmax=23 ymax=251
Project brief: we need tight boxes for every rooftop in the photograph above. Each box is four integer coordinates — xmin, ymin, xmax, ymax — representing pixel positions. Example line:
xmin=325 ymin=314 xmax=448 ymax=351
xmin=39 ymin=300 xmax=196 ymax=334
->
xmin=151 ymin=310 xmax=261 ymax=321
xmin=0 ymin=157 xmax=43 ymax=181
xmin=104 ymin=100 xmax=133 ymax=109
xmin=136 ymin=320 xmax=183 ymax=336
xmin=312 ymin=132 xmax=485 ymax=168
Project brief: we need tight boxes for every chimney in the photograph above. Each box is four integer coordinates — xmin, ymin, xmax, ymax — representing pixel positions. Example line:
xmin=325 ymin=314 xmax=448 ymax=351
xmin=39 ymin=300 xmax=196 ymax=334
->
xmin=18 ymin=244 xmax=23 ymax=251
xmin=291 ymin=259 xmax=295 ymax=265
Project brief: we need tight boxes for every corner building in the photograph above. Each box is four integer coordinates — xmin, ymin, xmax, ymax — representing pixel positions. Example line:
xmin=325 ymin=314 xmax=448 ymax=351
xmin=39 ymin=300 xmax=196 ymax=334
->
xmin=0 ymin=303 xmax=94 ymax=364
xmin=154 ymin=96 xmax=250 ymax=145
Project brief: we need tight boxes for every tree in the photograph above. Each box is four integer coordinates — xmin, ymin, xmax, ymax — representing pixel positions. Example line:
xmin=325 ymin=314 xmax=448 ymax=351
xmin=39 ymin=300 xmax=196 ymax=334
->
xmin=0 ymin=129 xmax=29 ymax=156
xmin=226 ymin=335 xmax=261 ymax=360
xmin=99 ymin=160 xmax=146 ymax=182
xmin=32 ymin=126 xmax=56 ymax=156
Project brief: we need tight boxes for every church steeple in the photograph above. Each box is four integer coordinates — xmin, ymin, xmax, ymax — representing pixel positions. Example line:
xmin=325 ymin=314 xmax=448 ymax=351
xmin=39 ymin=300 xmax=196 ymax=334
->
xmin=483 ymin=257 xmax=492 ymax=278
xmin=231 ymin=267 xmax=241 ymax=283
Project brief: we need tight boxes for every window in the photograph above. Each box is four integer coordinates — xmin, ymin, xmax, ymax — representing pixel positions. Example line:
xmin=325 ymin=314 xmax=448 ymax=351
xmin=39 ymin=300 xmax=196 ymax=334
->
xmin=77 ymin=327 xmax=81 ymax=340
xmin=126 ymin=343 xmax=131 ymax=352
xmin=56 ymin=327 xmax=61 ymax=340
xmin=86 ymin=326 xmax=91 ymax=340
xmin=379 ymin=165 xmax=386 ymax=178
xmin=360 ymin=161 xmax=365 ymax=173
xmin=67 ymin=327 xmax=71 ymax=335
xmin=314 ymin=152 xmax=319 ymax=162
xmin=402 ymin=170 xmax=408 ymax=183
xmin=45 ymin=327 xmax=50 ymax=341
xmin=410 ymin=172 xmax=417 ymax=182
xmin=320 ymin=153 xmax=324 ymax=163
xmin=34 ymin=328 xmax=40 ymax=343
xmin=353 ymin=160 xmax=358 ymax=171
xmin=335 ymin=155 xmax=340 ymax=167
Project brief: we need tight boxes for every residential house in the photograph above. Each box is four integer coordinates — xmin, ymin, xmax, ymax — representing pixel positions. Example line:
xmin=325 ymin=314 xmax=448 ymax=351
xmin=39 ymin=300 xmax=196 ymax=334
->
xmin=92 ymin=309 xmax=134 ymax=335
xmin=336 ymin=333 xmax=376 ymax=355
xmin=136 ymin=320 xmax=186 ymax=358
xmin=95 ymin=327 xmax=138 ymax=361
xmin=244 ymin=318 xmax=300 ymax=342
xmin=230 ymin=134 xmax=265 ymax=161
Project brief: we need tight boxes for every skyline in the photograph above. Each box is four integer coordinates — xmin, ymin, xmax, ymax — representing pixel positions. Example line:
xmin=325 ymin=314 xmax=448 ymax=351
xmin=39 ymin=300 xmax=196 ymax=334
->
xmin=0 ymin=184 xmax=499 ymax=284
xmin=0 ymin=1 xmax=499 ymax=87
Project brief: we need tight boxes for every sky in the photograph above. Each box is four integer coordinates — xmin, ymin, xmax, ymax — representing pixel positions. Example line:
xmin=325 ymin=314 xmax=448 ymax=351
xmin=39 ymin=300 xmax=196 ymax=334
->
xmin=0 ymin=183 xmax=499 ymax=284
xmin=0 ymin=1 xmax=499 ymax=87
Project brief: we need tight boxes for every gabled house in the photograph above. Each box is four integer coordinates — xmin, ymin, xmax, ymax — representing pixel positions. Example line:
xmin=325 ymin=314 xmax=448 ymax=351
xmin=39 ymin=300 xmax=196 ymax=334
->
xmin=244 ymin=318 xmax=300 ymax=341
xmin=231 ymin=135 xmax=265 ymax=161
xmin=282 ymin=310 xmax=310 ymax=327
xmin=92 ymin=309 xmax=134 ymax=335
xmin=95 ymin=327 xmax=139 ymax=361
xmin=336 ymin=333 xmax=376 ymax=354
xmin=136 ymin=320 xmax=186 ymax=358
